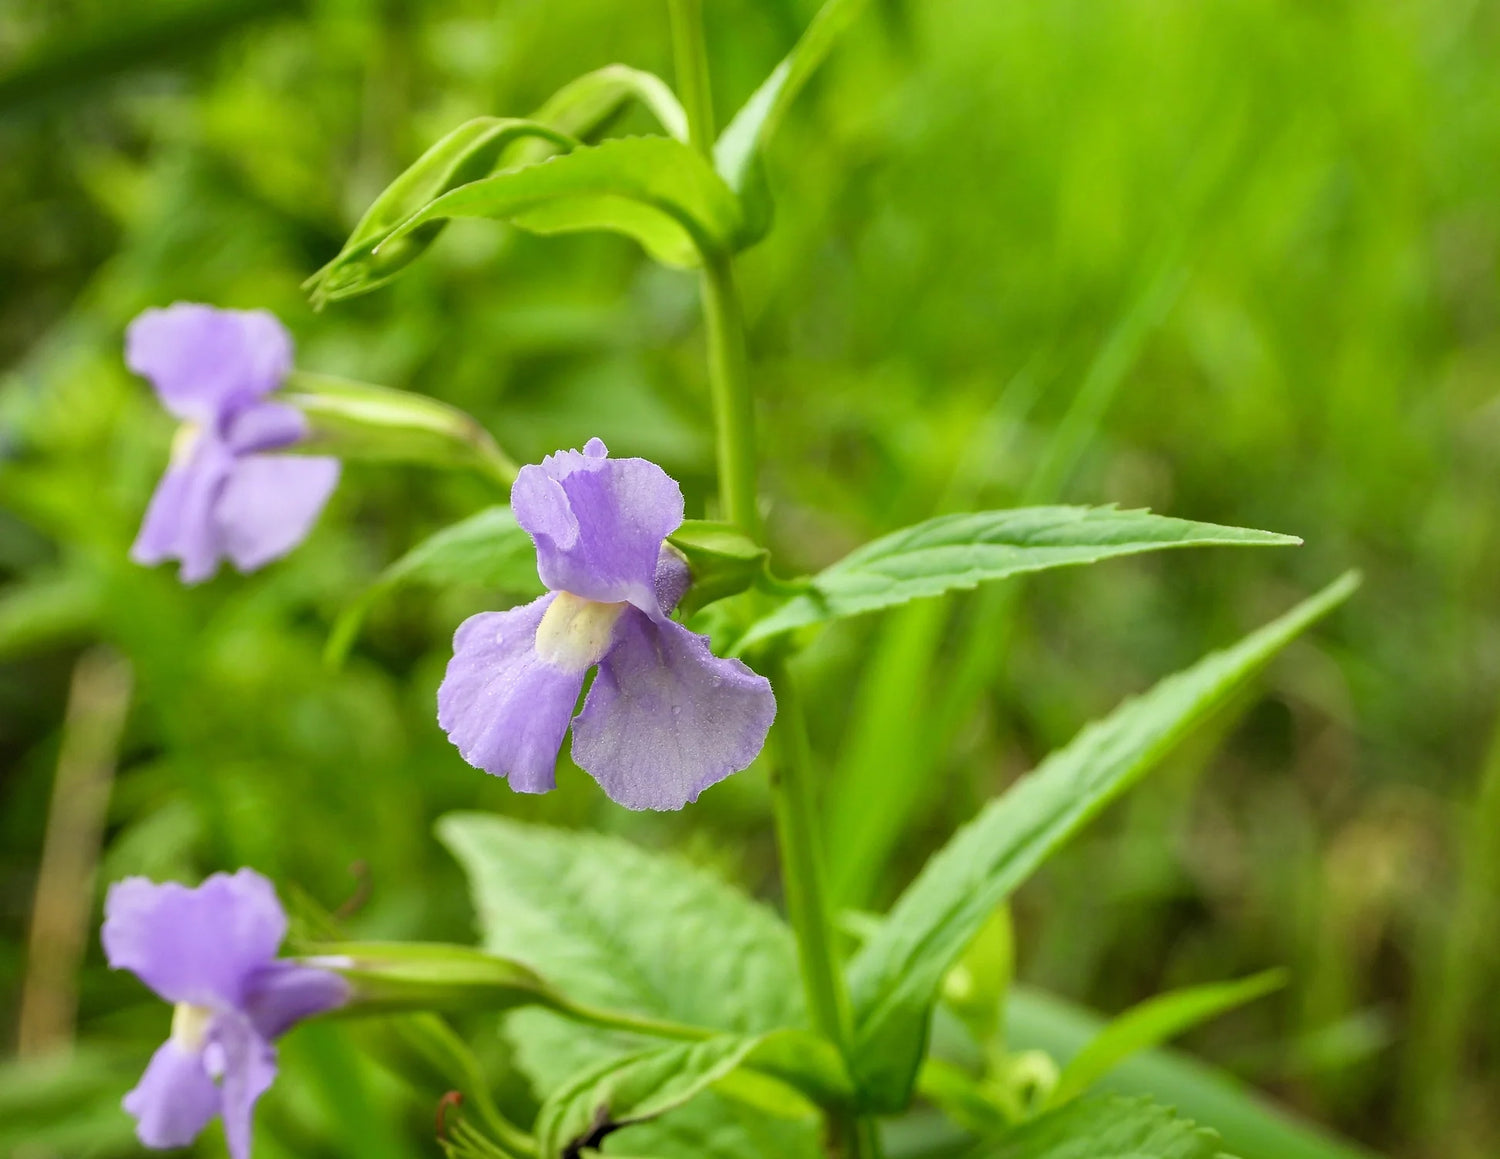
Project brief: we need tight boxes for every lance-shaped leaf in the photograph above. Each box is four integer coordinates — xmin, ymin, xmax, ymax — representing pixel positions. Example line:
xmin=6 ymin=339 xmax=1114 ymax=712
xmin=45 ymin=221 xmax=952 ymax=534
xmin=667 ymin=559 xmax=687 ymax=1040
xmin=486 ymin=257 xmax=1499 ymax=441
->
xmin=372 ymin=136 xmax=746 ymax=276
xmin=283 ymin=371 xmax=515 ymax=482
xmin=715 ymin=0 xmax=869 ymax=192
xmin=325 ymin=506 xmax=543 ymax=666
xmin=532 ymin=64 xmax=689 ymax=145
xmin=736 ymin=507 xmax=1301 ymax=651
xmin=970 ymin=1095 xmax=1237 ymax=1159
xmin=1047 ymin=970 xmax=1286 ymax=1108
xmin=305 ymin=118 xmax=579 ymax=305
xmin=535 ymin=1031 xmax=850 ymax=1158
xmin=844 ymin=573 xmax=1359 ymax=1110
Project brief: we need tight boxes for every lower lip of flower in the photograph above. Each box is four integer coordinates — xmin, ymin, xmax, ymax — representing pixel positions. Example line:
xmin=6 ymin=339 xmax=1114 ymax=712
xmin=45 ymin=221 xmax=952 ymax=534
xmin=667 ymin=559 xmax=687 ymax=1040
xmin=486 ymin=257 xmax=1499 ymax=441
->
xmin=534 ymin=592 xmax=628 ymax=672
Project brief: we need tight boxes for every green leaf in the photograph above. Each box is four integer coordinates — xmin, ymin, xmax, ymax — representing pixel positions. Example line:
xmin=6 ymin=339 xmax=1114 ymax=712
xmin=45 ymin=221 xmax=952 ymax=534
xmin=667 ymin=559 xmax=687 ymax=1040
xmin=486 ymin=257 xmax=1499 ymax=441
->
xmin=1048 ymin=971 xmax=1287 ymax=1108
xmin=304 ymin=117 xmax=578 ymax=305
xmin=439 ymin=813 xmax=802 ymax=1036
xmin=715 ymin=0 xmax=870 ymax=191
xmin=0 ymin=570 xmax=100 ymax=659
xmin=533 ymin=64 xmax=689 ymax=145
xmin=845 ymin=572 xmax=1359 ymax=1111
xmin=534 ymin=1031 xmax=850 ymax=1159
xmin=666 ymin=519 xmax=772 ymax=615
xmin=969 ymin=1094 xmax=1236 ymax=1159
xmin=1007 ymin=987 xmax=1378 ymax=1159
xmin=283 ymin=371 xmax=516 ymax=483
xmin=438 ymin=813 xmax=820 ymax=1159
xmin=304 ymin=941 xmax=554 ymax=1015
xmin=537 ymin=1037 xmax=764 ymax=1158
xmin=378 ymin=136 xmax=745 ymax=280
xmin=325 ymin=507 xmax=542 ymax=667
xmin=736 ymin=507 xmax=1301 ymax=651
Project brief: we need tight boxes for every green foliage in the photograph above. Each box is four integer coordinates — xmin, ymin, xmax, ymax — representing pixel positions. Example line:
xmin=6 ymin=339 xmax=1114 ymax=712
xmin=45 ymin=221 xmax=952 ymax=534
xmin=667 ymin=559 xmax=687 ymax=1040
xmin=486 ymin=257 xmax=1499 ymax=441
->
xmin=715 ymin=0 xmax=869 ymax=191
xmin=1048 ymin=971 xmax=1287 ymax=1108
xmin=5 ymin=0 xmax=1494 ymax=1154
xmin=970 ymin=1095 xmax=1235 ymax=1159
xmin=666 ymin=518 xmax=774 ymax=614
xmin=439 ymin=813 xmax=821 ymax=1157
xmin=439 ymin=813 xmax=803 ymax=1035
xmin=847 ymin=574 xmax=1359 ymax=1109
xmin=533 ymin=64 xmax=690 ymax=144
xmin=535 ymin=1036 xmax=769 ymax=1157
xmin=1008 ymin=988 xmax=1378 ymax=1159
xmin=326 ymin=506 xmax=543 ymax=665
xmin=737 ymin=508 xmax=1299 ymax=649
xmin=304 ymin=119 xmax=580 ymax=306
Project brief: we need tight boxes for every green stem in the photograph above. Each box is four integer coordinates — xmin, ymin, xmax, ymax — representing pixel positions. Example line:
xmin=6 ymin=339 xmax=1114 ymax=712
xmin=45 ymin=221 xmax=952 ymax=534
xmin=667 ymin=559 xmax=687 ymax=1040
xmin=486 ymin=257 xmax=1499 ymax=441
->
xmin=667 ymin=0 xmax=715 ymax=157
xmin=773 ymin=663 xmax=875 ymax=1158
xmin=555 ymin=996 xmax=717 ymax=1043
xmin=667 ymin=0 xmax=760 ymax=536
xmin=701 ymin=253 xmax=761 ymax=536
xmin=668 ymin=4 xmax=870 ymax=1153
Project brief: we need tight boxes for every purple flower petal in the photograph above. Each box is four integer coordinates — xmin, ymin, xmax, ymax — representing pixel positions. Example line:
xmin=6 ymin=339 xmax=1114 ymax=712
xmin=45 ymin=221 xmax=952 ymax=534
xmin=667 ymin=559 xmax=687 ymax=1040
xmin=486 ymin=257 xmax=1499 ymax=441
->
xmin=511 ymin=438 xmax=684 ymax=617
xmin=243 ymin=961 xmax=350 ymax=1039
xmin=126 ymin=304 xmax=292 ymax=424
xmin=437 ymin=595 xmax=585 ymax=793
xmin=572 ymin=609 xmax=776 ymax=810
xmin=215 ymin=454 xmax=340 ymax=573
xmin=654 ymin=545 xmax=691 ymax=615
xmin=209 ymin=1011 xmax=277 ymax=1159
xmin=130 ymin=435 xmax=237 ymax=585
xmin=225 ymin=400 xmax=308 ymax=455
xmin=122 ymin=1041 xmax=221 ymax=1150
xmin=103 ymin=871 xmax=287 ymax=1007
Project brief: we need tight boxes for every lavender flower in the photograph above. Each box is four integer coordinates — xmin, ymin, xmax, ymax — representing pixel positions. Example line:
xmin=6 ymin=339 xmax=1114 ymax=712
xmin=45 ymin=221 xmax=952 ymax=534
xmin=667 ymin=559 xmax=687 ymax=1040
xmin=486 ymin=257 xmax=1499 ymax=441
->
xmin=127 ymin=303 xmax=340 ymax=583
xmin=438 ymin=438 xmax=776 ymax=810
xmin=103 ymin=870 xmax=348 ymax=1159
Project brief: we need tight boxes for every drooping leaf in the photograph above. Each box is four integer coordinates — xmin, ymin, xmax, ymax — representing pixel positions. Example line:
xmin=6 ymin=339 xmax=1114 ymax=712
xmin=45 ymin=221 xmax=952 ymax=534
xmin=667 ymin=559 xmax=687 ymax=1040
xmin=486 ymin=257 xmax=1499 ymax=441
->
xmin=304 ymin=117 xmax=578 ymax=305
xmin=1047 ymin=971 xmax=1287 ymax=1108
xmin=374 ymin=136 xmax=745 ymax=281
xmin=969 ymin=1094 xmax=1237 ymax=1159
xmin=737 ymin=507 xmax=1300 ymax=651
xmin=532 ymin=63 xmax=690 ymax=145
xmin=438 ymin=813 xmax=819 ymax=1159
xmin=325 ymin=507 xmax=542 ymax=667
xmin=282 ymin=371 xmax=515 ymax=483
xmin=715 ymin=0 xmax=870 ymax=191
xmin=844 ymin=573 xmax=1359 ymax=1110
xmin=1007 ymin=987 xmax=1378 ymax=1159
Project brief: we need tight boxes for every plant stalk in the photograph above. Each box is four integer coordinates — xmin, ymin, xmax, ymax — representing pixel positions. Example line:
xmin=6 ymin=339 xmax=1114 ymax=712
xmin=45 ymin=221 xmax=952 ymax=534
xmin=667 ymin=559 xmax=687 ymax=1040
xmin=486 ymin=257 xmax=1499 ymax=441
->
xmin=669 ymin=4 xmax=872 ymax=1153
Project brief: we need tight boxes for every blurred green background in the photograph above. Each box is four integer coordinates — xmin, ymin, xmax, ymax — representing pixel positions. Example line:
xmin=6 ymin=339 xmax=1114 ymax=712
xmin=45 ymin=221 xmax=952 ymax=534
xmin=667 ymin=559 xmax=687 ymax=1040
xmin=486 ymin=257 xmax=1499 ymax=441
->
xmin=2 ymin=0 xmax=1498 ymax=1156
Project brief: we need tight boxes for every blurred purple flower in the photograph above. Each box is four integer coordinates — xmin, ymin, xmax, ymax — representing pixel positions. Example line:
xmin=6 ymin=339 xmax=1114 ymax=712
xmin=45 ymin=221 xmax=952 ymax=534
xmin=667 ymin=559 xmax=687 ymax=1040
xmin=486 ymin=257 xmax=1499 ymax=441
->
xmin=126 ymin=303 xmax=340 ymax=583
xmin=438 ymin=438 xmax=775 ymax=810
xmin=103 ymin=870 xmax=348 ymax=1159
